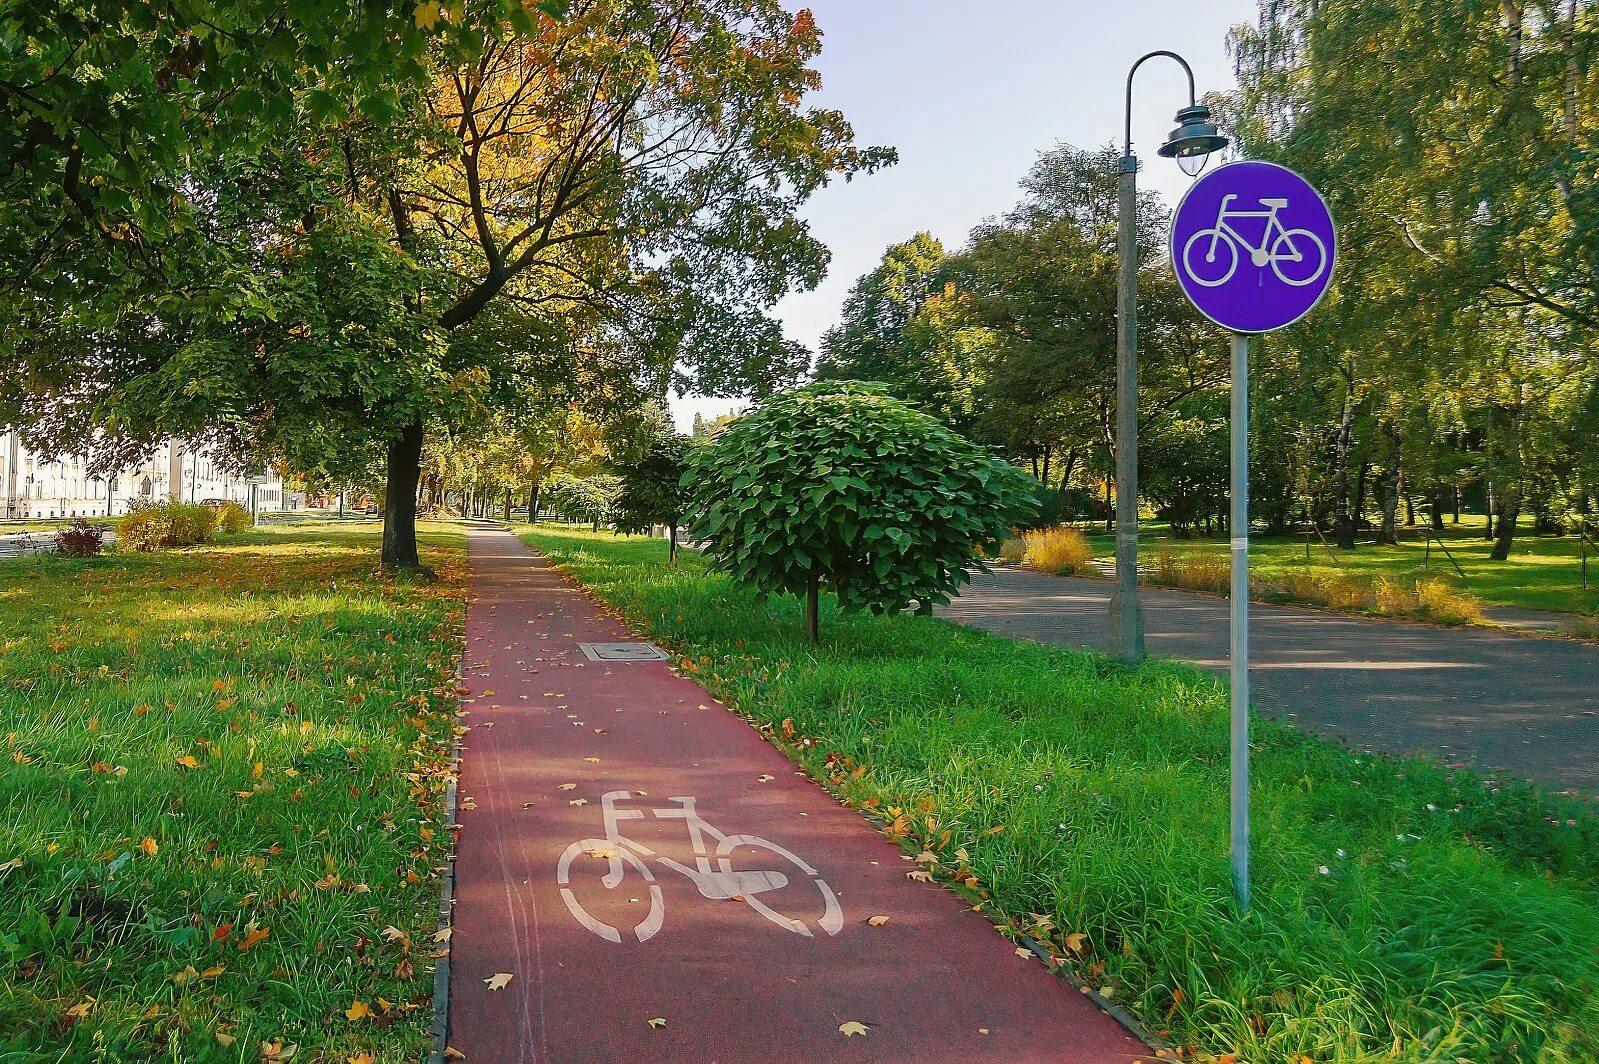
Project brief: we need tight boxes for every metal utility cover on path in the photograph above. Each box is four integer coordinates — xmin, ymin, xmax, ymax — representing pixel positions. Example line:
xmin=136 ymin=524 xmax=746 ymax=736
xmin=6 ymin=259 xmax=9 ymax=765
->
xmin=577 ymin=641 xmax=671 ymax=662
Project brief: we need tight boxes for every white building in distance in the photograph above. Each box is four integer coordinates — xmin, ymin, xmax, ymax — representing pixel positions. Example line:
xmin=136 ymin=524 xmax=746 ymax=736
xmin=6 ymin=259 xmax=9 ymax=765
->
xmin=0 ymin=433 xmax=291 ymax=520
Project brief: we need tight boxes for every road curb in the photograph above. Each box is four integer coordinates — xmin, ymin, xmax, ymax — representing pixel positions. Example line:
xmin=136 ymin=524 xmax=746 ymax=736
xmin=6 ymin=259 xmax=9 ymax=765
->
xmin=427 ymin=614 xmax=467 ymax=1064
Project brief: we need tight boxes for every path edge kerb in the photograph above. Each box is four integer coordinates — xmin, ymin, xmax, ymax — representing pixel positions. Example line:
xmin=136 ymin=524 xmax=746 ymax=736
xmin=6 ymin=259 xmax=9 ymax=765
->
xmin=521 ymin=532 xmax=1164 ymax=1057
xmin=427 ymin=606 xmax=467 ymax=1064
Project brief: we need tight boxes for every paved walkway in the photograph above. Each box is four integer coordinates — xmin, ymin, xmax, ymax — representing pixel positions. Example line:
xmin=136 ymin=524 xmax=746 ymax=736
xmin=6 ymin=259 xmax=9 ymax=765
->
xmin=447 ymin=529 xmax=1147 ymax=1063
xmin=940 ymin=568 xmax=1599 ymax=793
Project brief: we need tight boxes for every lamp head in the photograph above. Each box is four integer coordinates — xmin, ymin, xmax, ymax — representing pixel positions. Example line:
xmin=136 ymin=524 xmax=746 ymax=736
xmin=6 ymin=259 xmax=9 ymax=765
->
xmin=1158 ymin=103 xmax=1229 ymax=176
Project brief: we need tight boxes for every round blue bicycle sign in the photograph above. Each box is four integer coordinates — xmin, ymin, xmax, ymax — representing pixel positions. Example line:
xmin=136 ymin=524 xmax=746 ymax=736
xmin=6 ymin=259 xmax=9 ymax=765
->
xmin=1170 ymin=160 xmax=1336 ymax=334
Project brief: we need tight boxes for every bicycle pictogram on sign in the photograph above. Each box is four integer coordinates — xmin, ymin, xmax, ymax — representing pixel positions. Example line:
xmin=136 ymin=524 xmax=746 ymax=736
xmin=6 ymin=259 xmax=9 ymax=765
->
xmin=1181 ymin=193 xmax=1329 ymax=288
xmin=557 ymin=790 xmax=844 ymax=944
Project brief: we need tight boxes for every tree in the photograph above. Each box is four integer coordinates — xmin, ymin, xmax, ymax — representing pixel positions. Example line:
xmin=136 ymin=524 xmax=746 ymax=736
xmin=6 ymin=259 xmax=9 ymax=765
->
xmin=686 ymin=382 xmax=1036 ymax=642
xmin=5 ymin=2 xmax=893 ymax=569
xmin=613 ymin=431 xmax=695 ymax=561
xmin=546 ymin=473 xmax=622 ymax=530
xmin=815 ymin=233 xmax=986 ymax=426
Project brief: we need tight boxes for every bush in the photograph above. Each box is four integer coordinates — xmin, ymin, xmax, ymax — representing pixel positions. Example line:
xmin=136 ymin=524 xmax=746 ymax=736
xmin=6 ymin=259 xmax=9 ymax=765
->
xmin=1021 ymin=526 xmax=1093 ymax=575
xmin=53 ymin=518 xmax=104 ymax=558
xmin=687 ymin=382 xmax=1037 ymax=640
xmin=1152 ymin=549 xmax=1231 ymax=594
xmin=215 ymin=499 xmax=251 ymax=533
xmin=116 ymin=502 xmax=218 ymax=552
xmin=996 ymin=537 xmax=1027 ymax=564
xmin=1412 ymin=577 xmax=1484 ymax=625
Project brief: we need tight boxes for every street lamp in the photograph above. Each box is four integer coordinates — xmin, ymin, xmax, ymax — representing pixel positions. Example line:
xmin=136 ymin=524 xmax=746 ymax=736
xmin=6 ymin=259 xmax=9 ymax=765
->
xmin=1107 ymin=51 xmax=1228 ymax=663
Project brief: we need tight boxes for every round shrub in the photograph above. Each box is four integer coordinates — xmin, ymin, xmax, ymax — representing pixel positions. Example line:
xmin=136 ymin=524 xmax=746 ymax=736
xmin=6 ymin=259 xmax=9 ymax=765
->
xmin=215 ymin=499 xmax=251 ymax=534
xmin=115 ymin=501 xmax=218 ymax=551
xmin=54 ymin=518 xmax=105 ymax=558
xmin=686 ymin=381 xmax=1037 ymax=639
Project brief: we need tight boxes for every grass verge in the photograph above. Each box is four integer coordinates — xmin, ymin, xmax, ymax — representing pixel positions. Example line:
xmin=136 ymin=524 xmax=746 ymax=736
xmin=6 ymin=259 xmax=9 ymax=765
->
xmin=519 ymin=523 xmax=1599 ymax=1063
xmin=0 ymin=523 xmax=466 ymax=1062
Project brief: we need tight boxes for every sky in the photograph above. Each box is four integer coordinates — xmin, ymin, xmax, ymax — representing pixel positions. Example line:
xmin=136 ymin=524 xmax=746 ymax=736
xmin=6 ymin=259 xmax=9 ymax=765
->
xmin=668 ymin=0 xmax=1258 ymax=430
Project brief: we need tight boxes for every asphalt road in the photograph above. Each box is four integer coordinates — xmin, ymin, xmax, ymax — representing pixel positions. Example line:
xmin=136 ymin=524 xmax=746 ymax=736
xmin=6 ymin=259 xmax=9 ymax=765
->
xmin=939 ymin=568 xmax=1599 ymax=794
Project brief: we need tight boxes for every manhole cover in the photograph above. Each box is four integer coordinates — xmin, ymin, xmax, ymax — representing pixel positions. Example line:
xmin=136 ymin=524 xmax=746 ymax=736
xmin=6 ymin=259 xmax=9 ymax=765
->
xmin=577 ymin=642 xmax=671 ymax=662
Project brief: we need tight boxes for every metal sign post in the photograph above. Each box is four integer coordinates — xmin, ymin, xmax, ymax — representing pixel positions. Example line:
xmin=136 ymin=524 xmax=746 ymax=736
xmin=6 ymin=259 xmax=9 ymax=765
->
xmin=1228 ymin=331 xmax=1251 ymax=909
xmin=1171 ymin=161 xmax=1337 ymax=912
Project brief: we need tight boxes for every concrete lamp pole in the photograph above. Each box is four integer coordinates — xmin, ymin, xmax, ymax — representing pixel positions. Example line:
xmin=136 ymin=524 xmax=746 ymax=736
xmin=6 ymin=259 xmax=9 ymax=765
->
xmin=1107 ymin=51 xmax=1229 ymax=664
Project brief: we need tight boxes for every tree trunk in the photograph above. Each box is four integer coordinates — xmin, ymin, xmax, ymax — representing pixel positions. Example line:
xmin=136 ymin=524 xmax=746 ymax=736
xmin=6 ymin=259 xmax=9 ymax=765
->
xmin=1403 ymin=491 xmax=1415 ymax=528
xmin=381 ymin=419 xmax=424 ymax=568
xmin=1452 ymin=486 xmax=1460 ymax=524
xmin=805 ymin=571 xmax=820 ymax=643
xmin=668 ymin=523 xmax=678 ymax=565
xmin=1490 ymin=484 xmax=1519 ymax=561
xmin=1353 ymin=462 xmax=1371 ymax=536
xmin=525 ymin=479 xmax=537 ymax=523
xmin=1429 ymin=492 xmax=1446 ymax=533
xmin=502 ymin=491 xmax=512 ymax=522
xmin=1377 ymin=426 xmax=1400 ymax=545
xmin=1332 ymin=392 xmax=1357 ymax=549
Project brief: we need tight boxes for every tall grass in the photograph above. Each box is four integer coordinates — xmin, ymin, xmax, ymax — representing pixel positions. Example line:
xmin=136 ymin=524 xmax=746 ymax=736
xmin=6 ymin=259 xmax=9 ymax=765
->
xmin=1021 ymin=526 xmax=1094 ymax=575
xmin=522 ymin=525 xmax=1599 ymax=1063
xmin=0 ymin=525 xmax=466 ymax=1060
xmin=1148 ymin=550 xmax=1488 ymax=625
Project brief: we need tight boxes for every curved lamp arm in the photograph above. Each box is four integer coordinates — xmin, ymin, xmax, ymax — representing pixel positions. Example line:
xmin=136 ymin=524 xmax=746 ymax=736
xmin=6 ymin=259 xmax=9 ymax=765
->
xmin=1124 ymin=49 xmax=1197 ymax=155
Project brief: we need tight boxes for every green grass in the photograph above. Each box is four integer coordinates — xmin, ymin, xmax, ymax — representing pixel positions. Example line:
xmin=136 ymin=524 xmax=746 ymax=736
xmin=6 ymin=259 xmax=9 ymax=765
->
xmin=1077 ymin=524 xmax=1599 ymax=617
xmin=0 ymin=523 xmax=466 ymax=1062
xmin=519 ymin=523 xmax=1599 ymax=1063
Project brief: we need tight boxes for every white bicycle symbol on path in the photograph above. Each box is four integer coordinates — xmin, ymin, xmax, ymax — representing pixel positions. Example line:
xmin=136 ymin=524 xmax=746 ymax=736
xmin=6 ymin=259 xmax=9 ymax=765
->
xmin=1182 ymin=193 xmax=1329 ymax=288
xmin=557 ymin=790 xmax=844 ymax=944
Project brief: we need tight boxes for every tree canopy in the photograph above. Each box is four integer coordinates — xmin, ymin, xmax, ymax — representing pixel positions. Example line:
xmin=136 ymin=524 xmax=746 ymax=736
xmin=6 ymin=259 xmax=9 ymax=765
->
xmin=686 ymin=382 xmax=1036 ymax=641
xmin=2 ymin=1 xmax=893 ymax=566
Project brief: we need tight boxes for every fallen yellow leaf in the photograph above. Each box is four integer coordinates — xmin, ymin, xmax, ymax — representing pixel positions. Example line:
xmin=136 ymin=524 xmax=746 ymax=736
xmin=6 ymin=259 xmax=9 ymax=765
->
xmin=345 ymin=1000 xmax=371 ymax=1021
xmin=139 ymin=837 xmax=158 ymax=856
xmin=215 ymin=1032 xmax=236 ymax=1046
xmin=484 ymin=973 xmax=514 ymax=990
xmin=867 ymin=915 xmax=889 ymax=927
xmin=558 ymin=783 xmax=577 ymax=791
xmin=838 ymin=1021 xmax=869 ymax=1037
xmin=348 ymin=1054 xmax=375 ymax=1064
xmin=646 ymin=1017 xmax=666 ymax=1029
xmin=175 ymin=755 xmax=200 ymax=769
xmin=237 ymin=926 xmax=270 ymax=952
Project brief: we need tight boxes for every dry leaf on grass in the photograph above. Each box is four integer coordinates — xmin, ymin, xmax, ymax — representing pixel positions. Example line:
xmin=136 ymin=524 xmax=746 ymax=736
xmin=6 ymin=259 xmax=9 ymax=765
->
xmin=344 ymin=1001 xmax=371 ymax=1021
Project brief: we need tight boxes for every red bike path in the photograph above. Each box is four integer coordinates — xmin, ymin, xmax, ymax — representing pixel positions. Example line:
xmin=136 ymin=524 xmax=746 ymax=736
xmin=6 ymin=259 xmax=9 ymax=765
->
xmin=445 ymin=528 xmax=1149 ymax=1063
